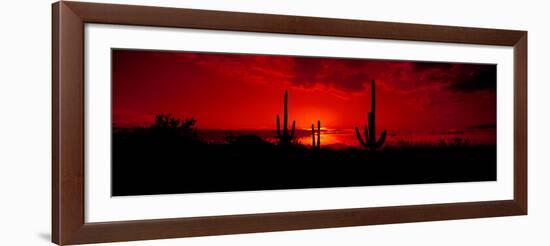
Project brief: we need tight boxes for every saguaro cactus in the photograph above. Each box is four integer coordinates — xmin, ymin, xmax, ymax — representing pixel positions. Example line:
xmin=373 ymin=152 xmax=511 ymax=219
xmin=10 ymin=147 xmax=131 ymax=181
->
xmin=355 ymin=80 xmax=387 ymax=151
xmin=276 ymin=90 xmax=296 ymax=145
xmin=311 ymin=120 xmax=321 ymax=149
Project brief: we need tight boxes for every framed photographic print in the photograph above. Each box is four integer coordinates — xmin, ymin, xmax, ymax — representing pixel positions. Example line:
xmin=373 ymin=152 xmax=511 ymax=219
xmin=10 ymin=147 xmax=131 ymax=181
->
xmin=52 ymin=1 xmax=527 ymax=245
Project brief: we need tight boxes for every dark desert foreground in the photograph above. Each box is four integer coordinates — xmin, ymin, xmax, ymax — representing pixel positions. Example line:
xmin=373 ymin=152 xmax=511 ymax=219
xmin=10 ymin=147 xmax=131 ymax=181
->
xmin=112 ymin=121 xmax=496 ymax=196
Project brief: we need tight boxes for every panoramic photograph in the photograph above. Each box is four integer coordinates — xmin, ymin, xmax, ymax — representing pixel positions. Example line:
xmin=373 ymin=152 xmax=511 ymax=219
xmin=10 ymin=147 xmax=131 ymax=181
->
xmin=111 ymin=49 xmax=497 ymax=196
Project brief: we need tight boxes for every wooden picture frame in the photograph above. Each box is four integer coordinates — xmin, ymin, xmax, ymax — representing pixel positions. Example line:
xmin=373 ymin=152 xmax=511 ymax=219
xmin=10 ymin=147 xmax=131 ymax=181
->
xmin=52 ymin=1 xmax=527 ymax=245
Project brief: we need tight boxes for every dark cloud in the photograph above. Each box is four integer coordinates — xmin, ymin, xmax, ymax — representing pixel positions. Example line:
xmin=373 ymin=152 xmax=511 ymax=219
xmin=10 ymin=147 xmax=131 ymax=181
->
xmin=448 ymin=65 xmax=496 ymax=92
xmin=291 ymin=57 xmax=374 ymax=92
xmin=292 ymin=57 xmax=324 ymax=89
xmin=410 ymin=62 xmax=497 ymax=92
xmin=411 ymin=62 xmax=454 ymax=72
xmin=289 ymin=58 xmax=496 ymax=95
xmin=169 ymin=51 xmax=496 ymax=95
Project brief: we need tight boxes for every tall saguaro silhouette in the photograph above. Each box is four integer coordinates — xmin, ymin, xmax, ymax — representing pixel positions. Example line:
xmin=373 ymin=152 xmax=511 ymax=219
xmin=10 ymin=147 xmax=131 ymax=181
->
xmin=355 ymin=80 xmax=387 ymax=151
xmin=312 ymin=120 xmax=321 ymax=149
xmin=276 ymin=90 xmax=296 ymax=145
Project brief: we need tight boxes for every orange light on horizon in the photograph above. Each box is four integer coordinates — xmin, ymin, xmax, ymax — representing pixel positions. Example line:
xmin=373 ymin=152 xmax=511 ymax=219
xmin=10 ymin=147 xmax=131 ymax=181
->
xmin=112 ymin=49 xmax=497 ymax=145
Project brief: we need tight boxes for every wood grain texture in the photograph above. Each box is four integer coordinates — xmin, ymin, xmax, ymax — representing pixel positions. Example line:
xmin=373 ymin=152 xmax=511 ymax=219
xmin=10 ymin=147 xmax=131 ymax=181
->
xmin=70 ymin=200 xmax=523 ymax=244
xmin=52 ymin=1 xmax=528 ymax=245
xmin=52 ymin=2 xmax=85 ymax=245
xmin=62 ymin=1 xmax=525 ymax=46
xmin=51 ymin=3 xmax=59 ymax=243
xmin=513 ymin=33 xmax=528 ymax=213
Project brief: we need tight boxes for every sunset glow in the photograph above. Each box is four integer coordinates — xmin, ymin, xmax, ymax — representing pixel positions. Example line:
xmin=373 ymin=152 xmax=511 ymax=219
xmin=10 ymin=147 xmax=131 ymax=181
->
xmin=112 ymin=49 xmax=496 ymax=146
xmin=112 ymin=49 xmax=498 ymax=196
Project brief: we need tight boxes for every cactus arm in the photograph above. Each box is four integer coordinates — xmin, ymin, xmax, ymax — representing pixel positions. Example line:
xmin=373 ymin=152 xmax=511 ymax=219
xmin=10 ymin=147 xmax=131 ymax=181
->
xmin=375 ymin=130 xmax=387 ymax=149
xmin=311 ymin=123 xmax=315 ymax=147
xmin=312 ymin=121 xmax=321 ymax=149
xmin=317 ymin=120 xmax=321 ymax=148
xmin=364 ymin=125 xmax=370 ymax=144
xmin=368 ymin=112 xmax=375 ymax=145
xmin=276 ymin=114 xmax=281 ymax=138
xmin=290 ymin=120 xmax=296 ymax=139
xmin=355 ymin=127 xmax=367 ymax=146
xmin=371 ymin=80 xmax=376 ymax=116
xmin=283 ymin=90 xmax=288 ymax=136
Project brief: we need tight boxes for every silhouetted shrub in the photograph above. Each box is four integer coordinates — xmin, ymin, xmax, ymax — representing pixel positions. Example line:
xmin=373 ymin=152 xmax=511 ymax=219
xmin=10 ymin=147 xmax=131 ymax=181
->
xmin=151 ymin=113 xmax=198 ymax=140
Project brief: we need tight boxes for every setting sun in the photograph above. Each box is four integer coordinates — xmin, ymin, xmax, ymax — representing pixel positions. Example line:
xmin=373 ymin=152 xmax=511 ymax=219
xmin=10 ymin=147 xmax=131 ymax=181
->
xmin=111 ymin=48 xmax=497 ymax=196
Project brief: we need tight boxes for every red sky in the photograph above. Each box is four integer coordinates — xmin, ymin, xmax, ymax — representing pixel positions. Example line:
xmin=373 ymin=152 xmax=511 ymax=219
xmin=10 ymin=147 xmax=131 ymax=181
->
xmin=112 ymin=49 xmax=496 ymax=143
